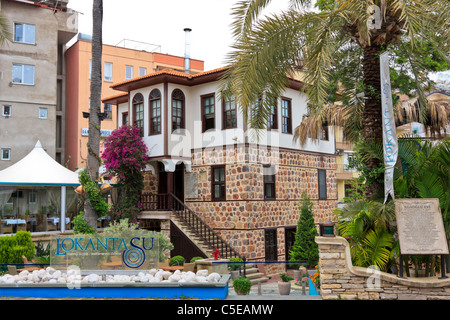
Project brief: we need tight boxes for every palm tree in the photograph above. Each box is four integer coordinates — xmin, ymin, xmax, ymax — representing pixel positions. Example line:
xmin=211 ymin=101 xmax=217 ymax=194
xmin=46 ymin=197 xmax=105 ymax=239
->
xmin=222 ymin=0 xmax=450 ymax=199
xmin=84 ymin=0 xmax=103 ymax=227
xmin=0 ymin=13 xmax=12 ymax=46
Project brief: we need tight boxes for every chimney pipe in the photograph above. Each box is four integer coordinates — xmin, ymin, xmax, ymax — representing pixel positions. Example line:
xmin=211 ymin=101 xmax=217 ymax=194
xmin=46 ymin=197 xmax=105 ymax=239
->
xmin=184 ymin=28 xmax=192 ymax=73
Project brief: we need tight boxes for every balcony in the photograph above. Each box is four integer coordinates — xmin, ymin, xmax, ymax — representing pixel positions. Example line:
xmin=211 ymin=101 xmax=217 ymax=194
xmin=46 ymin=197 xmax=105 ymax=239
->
xmin=336 ymin=140 xmax=354 ymax=151
xmin=336 ymin=163 xmax=359 ymax=180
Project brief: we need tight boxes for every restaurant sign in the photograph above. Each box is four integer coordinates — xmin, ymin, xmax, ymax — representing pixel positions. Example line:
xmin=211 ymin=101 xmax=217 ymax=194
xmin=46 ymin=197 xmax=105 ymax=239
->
xmin=50 ymin=232 xmax=159 ymax=270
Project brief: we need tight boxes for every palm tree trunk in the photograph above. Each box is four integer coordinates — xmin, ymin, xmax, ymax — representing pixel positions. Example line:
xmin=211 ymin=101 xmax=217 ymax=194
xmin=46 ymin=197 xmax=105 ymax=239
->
xmin=362 ymin=44 xmax=384 ymax=199
xmin=85 ymin=0 xmax=103 ymax=227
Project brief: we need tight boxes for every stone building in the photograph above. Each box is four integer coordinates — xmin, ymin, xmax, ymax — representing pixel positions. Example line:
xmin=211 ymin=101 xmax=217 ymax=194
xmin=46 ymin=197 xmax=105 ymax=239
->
xmin=0 ymin=0 xmax=78 ymax=170
xmin=103 ymin=66 xmax=337 ymax=273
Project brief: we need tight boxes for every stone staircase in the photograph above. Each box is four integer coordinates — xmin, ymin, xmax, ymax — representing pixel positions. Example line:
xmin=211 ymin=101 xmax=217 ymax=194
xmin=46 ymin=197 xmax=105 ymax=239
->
xmin=170 ymin=213 xmax=215 ymax=258
xmin=170 ymin=213 xmax=269 ymax=284
xmin=242 ymin=263 xmax=270 ymax=285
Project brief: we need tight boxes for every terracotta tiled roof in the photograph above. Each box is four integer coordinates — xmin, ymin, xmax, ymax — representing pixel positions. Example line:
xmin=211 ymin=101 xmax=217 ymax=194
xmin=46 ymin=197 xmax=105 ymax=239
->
xmin=101 ymin=92 xmax=128 ymax=104
xmin=110 ymin=66 xmax=231 ymax=90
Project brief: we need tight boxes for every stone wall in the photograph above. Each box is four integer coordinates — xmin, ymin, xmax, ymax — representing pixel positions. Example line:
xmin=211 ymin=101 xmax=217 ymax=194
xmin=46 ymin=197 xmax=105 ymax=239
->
xmin=187 ymin=146 xmax=337 ymax=273
xmin=316 ymin=236 xmax=450 ymax=300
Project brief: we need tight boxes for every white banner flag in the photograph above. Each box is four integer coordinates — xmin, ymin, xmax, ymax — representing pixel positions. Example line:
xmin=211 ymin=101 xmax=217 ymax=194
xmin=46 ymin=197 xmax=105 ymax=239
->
xmin=380 ymin=52 xmax=398 ymax=203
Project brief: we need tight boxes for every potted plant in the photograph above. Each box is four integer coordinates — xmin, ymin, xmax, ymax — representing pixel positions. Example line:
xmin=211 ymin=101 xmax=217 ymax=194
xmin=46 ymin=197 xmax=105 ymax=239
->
xmin=169 ymin=255 xmax=185 ymax=266
xmin=278 ymin=273 xmax=293 ymax=295
xmin=233 ymin=276 xmax=252 ymax=295
xmin=228 ymin=257 xmax=243 ymax=280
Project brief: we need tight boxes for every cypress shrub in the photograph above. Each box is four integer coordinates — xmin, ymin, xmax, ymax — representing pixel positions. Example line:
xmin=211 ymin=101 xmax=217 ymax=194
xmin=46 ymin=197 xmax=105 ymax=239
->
xmin=289 ymin=191 xmax=319 ymax=268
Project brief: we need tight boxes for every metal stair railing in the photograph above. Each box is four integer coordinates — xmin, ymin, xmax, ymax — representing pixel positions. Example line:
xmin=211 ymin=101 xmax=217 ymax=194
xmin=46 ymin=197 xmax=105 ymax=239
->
xmin=167 ymin=192 xmax=246 ymax=276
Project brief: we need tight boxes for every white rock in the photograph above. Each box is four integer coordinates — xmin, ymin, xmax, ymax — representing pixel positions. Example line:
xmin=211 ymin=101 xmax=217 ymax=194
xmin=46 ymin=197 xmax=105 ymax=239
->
xmin=5 ymin=277 xmax=17 ymax=284
xmin=19 ymin=270 xmax=29 ymax=277
xmin=207 ymin=273 xmax=221 ymax=282
xmin=52 ymin=270 xmax=62 ymax=279
xmin=87 ymin=274 xmax=100 ymax=283
xmin=196 ymin=270 xmax=208 ymax=277
xmin=162 ymin=271 xmax=172 ymax=280
xmin=168 ymin=274 xmax=181 ymax=282
xmin=196 ymin=276 xmax=207 ymax=282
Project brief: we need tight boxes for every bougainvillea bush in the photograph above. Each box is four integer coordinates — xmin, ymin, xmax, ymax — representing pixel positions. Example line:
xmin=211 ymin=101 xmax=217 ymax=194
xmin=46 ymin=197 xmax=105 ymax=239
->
xmin=101 ymin=125 xmax=150 ymax=222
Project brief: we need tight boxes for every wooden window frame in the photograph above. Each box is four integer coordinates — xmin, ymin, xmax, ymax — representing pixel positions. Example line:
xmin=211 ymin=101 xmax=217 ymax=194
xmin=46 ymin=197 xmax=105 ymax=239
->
xmin=211 ymin=165 xmax=226 ymax=201
xmin=281 ymin=97 xmax=292 ymax=134
xmin=320 ymin=126 xmax=329 ymax=141
xmin=265 ymin=228 xmax=278 ymax=261
xmin=132 ymin=93 xmax=144 ymax=136
xmin=149 ymin=89 xmax=162 ymax=135
xmin=222 ymin=96 xmax=237 ymax=129
xmin=122 ymin=112 xmax=128 ymax=126
xmin=318 ymin=169 xmax=327 ymax=200
xmin=201 ymin=93 xmax=215 ymax=132
xmin=171 ymin=89 xmax=185 ymax=133
xmin=267 ymin=104 xmax=278 ymax=130
xmin=263 ymin=164 xmax=276 ymax=200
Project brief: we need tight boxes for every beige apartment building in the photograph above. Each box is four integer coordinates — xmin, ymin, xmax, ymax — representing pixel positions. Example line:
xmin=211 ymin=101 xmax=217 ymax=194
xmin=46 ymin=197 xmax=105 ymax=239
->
xmin=64 ymin=36 xmax=204 ymax=171
xmin=0 ymin=0 xmax=78 ymax=171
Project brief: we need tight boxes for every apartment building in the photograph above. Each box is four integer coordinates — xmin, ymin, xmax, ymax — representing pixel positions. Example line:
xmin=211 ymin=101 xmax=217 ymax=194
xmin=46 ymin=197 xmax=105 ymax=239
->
xmin=0 ymin=0 xmax=77 ymax=170
xmin=64 ymin=36 xmax=204 ymax=171
xmin=103 ymin=66 xmax=337 ymax=273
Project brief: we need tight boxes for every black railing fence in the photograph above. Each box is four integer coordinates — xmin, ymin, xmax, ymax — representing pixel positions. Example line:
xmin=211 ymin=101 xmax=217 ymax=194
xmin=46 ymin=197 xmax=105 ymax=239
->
xmin=141 ymin=192 xmax=247 ymax=276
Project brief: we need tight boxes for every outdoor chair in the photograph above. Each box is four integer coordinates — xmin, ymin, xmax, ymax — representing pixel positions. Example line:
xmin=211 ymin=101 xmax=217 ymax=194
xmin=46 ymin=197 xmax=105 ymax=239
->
xmin=0 ymin=218 xmax=13 ymax=234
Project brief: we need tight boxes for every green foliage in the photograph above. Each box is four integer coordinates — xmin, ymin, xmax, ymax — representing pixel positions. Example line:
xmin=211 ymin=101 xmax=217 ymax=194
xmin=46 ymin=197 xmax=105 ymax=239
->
xmin=35 ymin=241 xmax=50 ymax=257
xmin=233 ymin=276 xmax=252 ymax=295
xmin=228 ymin=257 xmax=243 ymax=271
xmin=0 ymin=231 xmax=35 ymax=264
xmin=72 ymin=212 xmax=97 ymax=235
xmin=279 ymin=273 xmax=293 ymax=282
xmin=394 ymin=138 xmax=450 ymax=220
xmin=103 ymin=218 xmax=174 ymax=263
xmin=289 ymin=192 xmax=319 ymax=268
xmin=169 ymin=255 xmax=185 ymax=266
xmin=335 ymin=199 xmax=396 ymax=271
xmin=190 ymin=256 xmax=203 ymax=263
xmin=78 ymin=169 xmax=109 ymax=218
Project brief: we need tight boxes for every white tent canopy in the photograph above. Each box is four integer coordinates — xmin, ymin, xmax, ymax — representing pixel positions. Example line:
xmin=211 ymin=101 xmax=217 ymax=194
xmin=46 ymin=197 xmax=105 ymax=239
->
xmin=0 ymin=141 xmax=79 ymax=186
xmin=0 ymin=141 xmax=80 ymax=233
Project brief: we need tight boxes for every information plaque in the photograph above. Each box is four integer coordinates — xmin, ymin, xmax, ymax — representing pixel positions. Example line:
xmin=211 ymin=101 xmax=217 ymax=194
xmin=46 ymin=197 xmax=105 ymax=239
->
xmin=395 ymin=198 xmax=449 ymax=255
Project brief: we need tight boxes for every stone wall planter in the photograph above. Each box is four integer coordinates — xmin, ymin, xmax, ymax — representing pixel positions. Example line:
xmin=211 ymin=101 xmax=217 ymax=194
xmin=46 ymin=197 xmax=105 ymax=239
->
xmin=0 ymin=269 xmax=231 ymax=299
xmin=195 ymin=258 xmax=229 ymax=274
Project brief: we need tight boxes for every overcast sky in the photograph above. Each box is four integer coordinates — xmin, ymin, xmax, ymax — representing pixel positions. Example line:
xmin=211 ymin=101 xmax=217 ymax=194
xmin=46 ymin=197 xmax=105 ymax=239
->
xmin=68 ymin=0 xmax=291 ymax=71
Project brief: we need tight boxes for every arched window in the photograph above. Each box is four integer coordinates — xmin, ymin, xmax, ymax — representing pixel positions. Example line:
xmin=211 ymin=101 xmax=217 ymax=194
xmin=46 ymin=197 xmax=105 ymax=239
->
xmin=171 ymin=89 xmax=185 ymax=132
xmin=133 ymin=93 xmax=144 ymax=136
xmin=149 ymin=89 xmax=161 ymax=135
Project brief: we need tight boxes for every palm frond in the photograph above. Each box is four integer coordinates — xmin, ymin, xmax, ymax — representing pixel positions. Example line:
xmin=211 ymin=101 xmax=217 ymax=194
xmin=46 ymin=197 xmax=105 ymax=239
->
xmin=0 ymin=13 xmax=12 ymax=46
xmin=230 ymin=0 xmax=274 ymax=39
xmin=222 ymin=10 xmax=312 ymax=134
xmin=361 ymin=227 xmax=394 ymax=270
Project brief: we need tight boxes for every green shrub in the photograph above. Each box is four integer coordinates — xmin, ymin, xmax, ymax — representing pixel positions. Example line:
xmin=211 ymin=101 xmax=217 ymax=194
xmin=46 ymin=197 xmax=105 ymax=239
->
xmin=233 ymin=277 xmax=252 ymax=295
xmin=0 ymin=231 xmax=35 ymax=264
xmin=0 ymin=236 xmax=16 ymax=264
xmin=289 ymin=191 xmax=319 ymax=268
xmin=169 ymin=255 xmax=185 ymax=266
xmin=15 ymin=231 xmax=35 ymax=260
xmin=228 ymin=257 xmax=243 ymax=271
xmin=72 ymin=212 xmax=97 ymax=235
xmin=279 ymin=273 xmax=294 ymax=282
